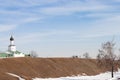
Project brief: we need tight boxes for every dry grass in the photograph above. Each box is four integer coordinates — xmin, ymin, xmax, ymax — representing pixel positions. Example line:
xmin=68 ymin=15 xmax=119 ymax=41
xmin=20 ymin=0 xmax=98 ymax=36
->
xmin=0 ymin=57 xmax=107 ymax=79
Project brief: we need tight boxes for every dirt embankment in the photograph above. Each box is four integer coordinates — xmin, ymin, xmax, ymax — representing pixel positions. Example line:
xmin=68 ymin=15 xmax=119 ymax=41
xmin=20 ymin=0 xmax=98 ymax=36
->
xmin=0 ymin=57 xmax=106 ymax=80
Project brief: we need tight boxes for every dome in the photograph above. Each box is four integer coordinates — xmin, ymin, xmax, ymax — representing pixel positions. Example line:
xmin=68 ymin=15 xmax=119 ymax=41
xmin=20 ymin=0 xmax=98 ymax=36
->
xmin=10 ymin=36 xmax=14 ymax=41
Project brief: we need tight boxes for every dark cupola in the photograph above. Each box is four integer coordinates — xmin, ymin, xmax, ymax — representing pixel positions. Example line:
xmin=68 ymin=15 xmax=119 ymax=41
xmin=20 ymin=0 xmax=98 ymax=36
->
xmin=10 ymin=36 xmax=14 ymax=41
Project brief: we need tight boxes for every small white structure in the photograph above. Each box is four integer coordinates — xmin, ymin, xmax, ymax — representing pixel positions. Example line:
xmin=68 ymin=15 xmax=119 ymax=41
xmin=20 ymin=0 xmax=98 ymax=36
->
xmin=13 ymin=53 xmax=25 ymax=57
xmin=8 ymin=36 xmax=16 ymax=52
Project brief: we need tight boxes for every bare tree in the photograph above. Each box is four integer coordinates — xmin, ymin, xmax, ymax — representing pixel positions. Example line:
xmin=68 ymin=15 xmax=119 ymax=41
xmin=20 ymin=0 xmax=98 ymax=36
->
xmin=83 ymin=52 xmax=90 ymax=59
xmin=97 ymin=41 xmax=117 ymax=78
xmin=30 ymin=51 xmax=38 ymax=58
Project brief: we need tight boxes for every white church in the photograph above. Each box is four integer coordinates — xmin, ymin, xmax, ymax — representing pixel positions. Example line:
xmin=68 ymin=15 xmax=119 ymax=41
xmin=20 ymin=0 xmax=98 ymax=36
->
xmin=0 ymin=36 xmax=26 ymax=58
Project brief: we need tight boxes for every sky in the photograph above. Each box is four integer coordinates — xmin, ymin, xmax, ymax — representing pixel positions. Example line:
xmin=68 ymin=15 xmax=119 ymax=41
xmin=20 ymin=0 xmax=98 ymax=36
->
xmin=0 ymin=0 xmax=120 ymax=58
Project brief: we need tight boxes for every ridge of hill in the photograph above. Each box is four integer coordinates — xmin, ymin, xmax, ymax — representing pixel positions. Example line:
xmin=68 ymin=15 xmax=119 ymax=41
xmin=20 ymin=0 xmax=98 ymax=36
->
xmin=0 ymin=57 xmax=106 ymax=80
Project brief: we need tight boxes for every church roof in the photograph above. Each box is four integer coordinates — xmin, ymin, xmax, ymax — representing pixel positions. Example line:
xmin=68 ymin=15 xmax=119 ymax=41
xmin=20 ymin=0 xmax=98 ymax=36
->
xmin=10 ymin=36 xmax=14 ymax=41
xmin=8 ymin=45 xmax=16 ymax=47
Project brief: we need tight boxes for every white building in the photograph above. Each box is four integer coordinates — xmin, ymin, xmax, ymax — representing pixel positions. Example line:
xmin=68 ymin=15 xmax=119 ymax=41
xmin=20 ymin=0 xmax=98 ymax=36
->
xmin=0 ymin=36 xmax=26 ymax=58
xmin=8 ymin=36 xmax=16 ymax=52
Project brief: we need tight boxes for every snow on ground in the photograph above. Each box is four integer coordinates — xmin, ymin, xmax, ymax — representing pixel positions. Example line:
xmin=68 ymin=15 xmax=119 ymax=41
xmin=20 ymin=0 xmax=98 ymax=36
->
xmin=33 ymin=71 xmax=120 ymax=80
xmin=7 ymin=73 xmax=25 ymax=80
xmin=6 ymin=70 xmax=120 ymax=80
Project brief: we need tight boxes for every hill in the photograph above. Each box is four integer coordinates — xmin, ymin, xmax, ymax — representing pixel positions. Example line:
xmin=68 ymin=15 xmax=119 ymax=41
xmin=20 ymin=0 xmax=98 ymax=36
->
xmin=0 ymin=57 xmax=107 ymax=80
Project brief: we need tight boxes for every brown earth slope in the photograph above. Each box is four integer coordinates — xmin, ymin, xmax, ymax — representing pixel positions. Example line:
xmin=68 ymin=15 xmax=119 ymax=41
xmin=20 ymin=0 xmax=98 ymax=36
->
xmin=0 ymin=57 xmax=106 ymax=80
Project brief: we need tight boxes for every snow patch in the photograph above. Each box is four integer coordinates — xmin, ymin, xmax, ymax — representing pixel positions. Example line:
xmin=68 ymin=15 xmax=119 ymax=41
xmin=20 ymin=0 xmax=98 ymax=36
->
xmin=7 ymin=73 xmax=25 ymax=80
xmin=33 ymin=71 xmax=120 ymax=80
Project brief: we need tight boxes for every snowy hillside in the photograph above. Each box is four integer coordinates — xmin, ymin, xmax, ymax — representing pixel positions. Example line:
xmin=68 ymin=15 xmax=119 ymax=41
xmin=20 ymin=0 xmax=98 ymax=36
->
xmin=33 ymin=70 xmax=120 ymax=80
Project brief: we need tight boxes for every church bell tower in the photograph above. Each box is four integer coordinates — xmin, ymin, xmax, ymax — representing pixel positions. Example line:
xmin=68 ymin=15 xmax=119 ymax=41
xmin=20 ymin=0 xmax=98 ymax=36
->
xmin=8 ymin=36 xmax=16 ymax=52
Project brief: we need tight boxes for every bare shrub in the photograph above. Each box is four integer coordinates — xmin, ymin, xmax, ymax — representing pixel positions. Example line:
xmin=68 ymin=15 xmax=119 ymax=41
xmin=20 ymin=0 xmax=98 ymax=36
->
xmin=97 ymin=41 xmax=117 ymax=78
xmin=30 ymin=51 xmax=38 ymax=58
xmin=83 ymin=52 xmax=90 ymax=59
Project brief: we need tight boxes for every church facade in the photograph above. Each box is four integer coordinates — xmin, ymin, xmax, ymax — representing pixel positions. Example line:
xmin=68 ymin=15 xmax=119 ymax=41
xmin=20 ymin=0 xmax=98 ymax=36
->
xmin=0 ymin=36 xmax=25 ymax=58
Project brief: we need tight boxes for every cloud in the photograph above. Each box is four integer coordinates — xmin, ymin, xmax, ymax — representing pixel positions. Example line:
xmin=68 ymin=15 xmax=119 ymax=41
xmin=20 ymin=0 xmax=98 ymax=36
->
xmin=15 ymin=29 xmax=75 ymax=45
xmin=0 ymin=0 xmax=60 ymax=8
xmin=0 ymin=25 xmax=17 ymax=32
xmin=0 ymin=9 xmax=43 ymax=29
xmin=19 ymin=17 xmax=43 ymax=24
xmin=78 ymin=12 xmax=119 ymax=19
xmin=0 ymin=0 xmax=120 ymax=38
xmin=0 ymin=0 xmax=50 ymax=27
xmin=75 ymin=15 xmax=120 ymax=38
xmin=112 ymin=0 xmax=120 ymax=2
xmin=40 ymin=0 xmax=110 ymax=16
xmin=0 ymin=0 xmax=119 ymax=26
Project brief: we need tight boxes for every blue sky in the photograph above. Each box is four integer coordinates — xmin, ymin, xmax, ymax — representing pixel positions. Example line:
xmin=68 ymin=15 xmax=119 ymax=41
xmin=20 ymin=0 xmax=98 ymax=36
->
xmin=0 ymin=0 xmax=120 ymax=57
